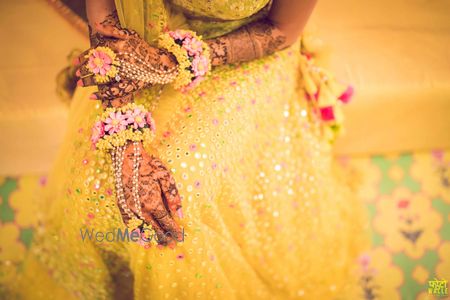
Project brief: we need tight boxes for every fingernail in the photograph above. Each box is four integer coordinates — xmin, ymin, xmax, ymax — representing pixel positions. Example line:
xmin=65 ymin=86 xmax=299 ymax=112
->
xmin=89 ymin=94 xmax=97 ymax=100
xmin=177 ymin=208 xmax=184 ymax=219
xmin=76 ymin=79 xmax=83 ymax=87
xmin=75 ymin=69 xmax=81 ymax=77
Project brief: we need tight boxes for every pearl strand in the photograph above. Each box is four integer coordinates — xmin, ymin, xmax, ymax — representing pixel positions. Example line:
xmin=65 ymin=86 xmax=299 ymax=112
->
xmin=117 ymin=52 xmax=179 ymax=84
xmin=118 ymin=61 xmax=178 ymax=84
xmin=111 ymin=145 xmax=135 ymax=220
xmin=132 ymin=141 xmax=144 ymax=219
xmin=121 ymin=52 xmax=178 ymax=74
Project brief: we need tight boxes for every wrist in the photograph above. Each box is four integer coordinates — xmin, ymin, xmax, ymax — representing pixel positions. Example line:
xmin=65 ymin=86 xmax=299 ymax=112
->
xmin=86 ymin=0 xmax=118 ymax=28
xmin=91 ymin=103 xmax=156 ymax=151
xmin=158 ymin=29 xmax=212 ymax=91
xmin=103 ymin=94 xmax=134 ymax=109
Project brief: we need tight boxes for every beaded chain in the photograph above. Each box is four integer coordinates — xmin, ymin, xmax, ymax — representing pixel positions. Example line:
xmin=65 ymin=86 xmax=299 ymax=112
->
xmin=117 ymin=52 xmax=179 ymax=84
xmin=111 ymin=145 xmax=133 ymax=220
xmin=132 ymin=141 xmax=144 ymax=219
xmin=111 ymin=144 xmax=144 ymax=228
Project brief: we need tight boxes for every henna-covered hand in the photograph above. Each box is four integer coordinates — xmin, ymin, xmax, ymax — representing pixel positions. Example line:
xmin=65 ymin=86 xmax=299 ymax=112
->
xmin=206 ymin=0 xmax=318 ymax=66
xmin=120 ymin=142 xmax=183 ymax=246
xmin=74 ymin=10 xmax=177 ymax=105
xmin=206 ymin=19 xmax=287 ymax=66
xmin=82 ymin=2 xmax=183 ymax=247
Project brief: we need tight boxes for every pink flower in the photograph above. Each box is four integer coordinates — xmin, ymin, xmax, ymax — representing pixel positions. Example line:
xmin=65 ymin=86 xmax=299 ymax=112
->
xmin=319 ymin=106 xmax=335 ymax=121
xmin=338 ymin=85 xmax=354 ymax=103
xmin=358 ymin=254 xmax=371 ymax=270
xmin=187 ymin=77 xmax=204 ymax=90
xmin=169 ymin=30 xmax=192 ymax=41
xmin=88 ymin=49 xmax=113 ymax=76
xmin=104 ymin=111 xmax=127 ymax=134
xmin=125 ymin=108 xmax=147 ymax=129
xmin=182 ymin=38 xmax=203 ymax=56
xmin=191 ymin=56 xmax=209 ymax=77
xmin=145 ymin=112 xmax=156 ymax=132
xmin=91 ymin=121 xmax=105 ymax=145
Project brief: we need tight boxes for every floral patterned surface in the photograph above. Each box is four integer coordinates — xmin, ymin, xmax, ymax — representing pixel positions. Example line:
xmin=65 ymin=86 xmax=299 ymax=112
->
xmin=1 ymin=150 xmax=449 ymax=299
xmin=340 ymin=150 xmax=450 ymax=300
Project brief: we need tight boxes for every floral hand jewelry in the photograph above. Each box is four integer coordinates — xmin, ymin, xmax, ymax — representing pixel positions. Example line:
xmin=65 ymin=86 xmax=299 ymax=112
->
xmin=91 ymin=103 xmax=156 ymax=150
xmin=299 ymin=37 xmax=354 ymax=143
xmin=85 ymin=46 xmax=120 ymax=83
xmin=92 ymin=104 xmax=156 ymax=238
xmin=159 ymin=29 xmax=211 ymax=91
xmin=84 ymin=46 xmax=178 ymax=85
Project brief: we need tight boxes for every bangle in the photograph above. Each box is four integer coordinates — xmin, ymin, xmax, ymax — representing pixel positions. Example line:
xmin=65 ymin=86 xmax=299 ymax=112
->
xmin=159 ymin=29 xmax=211 ymax=91
xmin=91 ymin=103 xmax=156 ymax=151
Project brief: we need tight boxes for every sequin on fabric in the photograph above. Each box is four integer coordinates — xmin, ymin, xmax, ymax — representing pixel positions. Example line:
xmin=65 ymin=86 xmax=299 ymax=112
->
xmin=17 ymin=42 xmax=368 ymax=299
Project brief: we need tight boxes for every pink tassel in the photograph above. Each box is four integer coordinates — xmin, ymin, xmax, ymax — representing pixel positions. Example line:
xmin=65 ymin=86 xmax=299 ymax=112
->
xmin=320 ymin=106 xmax=335 ymax=121
xmin=338 ymin=85 xmax=354 ymax=104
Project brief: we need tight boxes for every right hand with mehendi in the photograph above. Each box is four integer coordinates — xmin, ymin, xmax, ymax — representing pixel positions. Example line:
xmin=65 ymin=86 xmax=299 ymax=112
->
xmin=120 ymin=142 xmax=184 ymax=246
xmin=74 ymin=10 xmax=178 ymax=103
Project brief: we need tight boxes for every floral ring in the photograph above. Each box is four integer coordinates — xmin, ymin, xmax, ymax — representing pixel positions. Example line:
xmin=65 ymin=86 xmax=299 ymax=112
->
xmin=85 ymin=46 xmax=121 ymax=84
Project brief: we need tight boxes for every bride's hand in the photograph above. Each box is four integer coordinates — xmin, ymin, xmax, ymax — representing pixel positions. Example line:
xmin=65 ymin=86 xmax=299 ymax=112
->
xmin=120 ymin=142 xmax=183 ymax=246
xmin=74 ymin=17 xmax=177 ymax=102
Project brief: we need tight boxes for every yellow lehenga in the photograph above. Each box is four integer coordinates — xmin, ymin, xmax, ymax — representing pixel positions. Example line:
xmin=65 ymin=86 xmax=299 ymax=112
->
xmin=16 ymin=0 xmax=369 ymax=299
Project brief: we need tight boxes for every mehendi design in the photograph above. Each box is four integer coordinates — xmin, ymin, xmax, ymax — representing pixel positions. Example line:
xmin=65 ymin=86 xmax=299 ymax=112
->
xmin=79 ymin=10 xmax=182 ymax=244
xmin=88 ymin=10 xmax=129 ymax=47
xmin=76 ymin=10 xmax=178 ymax=106
xmin=120 ymin=143 xmax=183 ymax=245
xmin=206 ymin=38 xmax=230 ymax=66
xmin=206 ymin=19 xmax=287 ymax=66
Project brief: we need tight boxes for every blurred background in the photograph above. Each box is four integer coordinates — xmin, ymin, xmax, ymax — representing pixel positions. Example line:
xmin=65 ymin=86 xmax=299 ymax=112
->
xmin=0 ymin=0 xmax=449 ymax=299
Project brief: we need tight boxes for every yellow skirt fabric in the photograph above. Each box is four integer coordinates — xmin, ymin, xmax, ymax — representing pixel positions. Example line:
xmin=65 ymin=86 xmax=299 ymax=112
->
xmin=16 ymin=41 xmax=369 ymax=299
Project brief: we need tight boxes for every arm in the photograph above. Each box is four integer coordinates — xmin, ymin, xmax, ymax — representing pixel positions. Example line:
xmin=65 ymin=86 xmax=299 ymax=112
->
xmin=206 ymin=0 xmax=317 ymax=66
xmin=77 ymin=0 xmax=183 ymax=245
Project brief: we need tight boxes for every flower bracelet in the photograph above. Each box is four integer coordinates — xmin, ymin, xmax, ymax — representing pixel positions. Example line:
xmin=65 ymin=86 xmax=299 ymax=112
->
xmin=91 ymin=103 xmax=156 ymax=151
xmin=159 ymin=29 xmax=211 ymax=91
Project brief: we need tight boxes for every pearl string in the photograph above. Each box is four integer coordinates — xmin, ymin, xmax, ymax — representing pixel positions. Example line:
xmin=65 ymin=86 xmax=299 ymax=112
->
xmin=117 ymin=52 xmax=178 ymax=84
xmin=132 ymin=141 xmax=144 ymax=219
xmin=111 ymin=145 xmax=135 ymax=220
xmin=121 ymin=52 xmax=178 ymax=74
xmin=111 ymin=142 xmax=147 ymax=224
